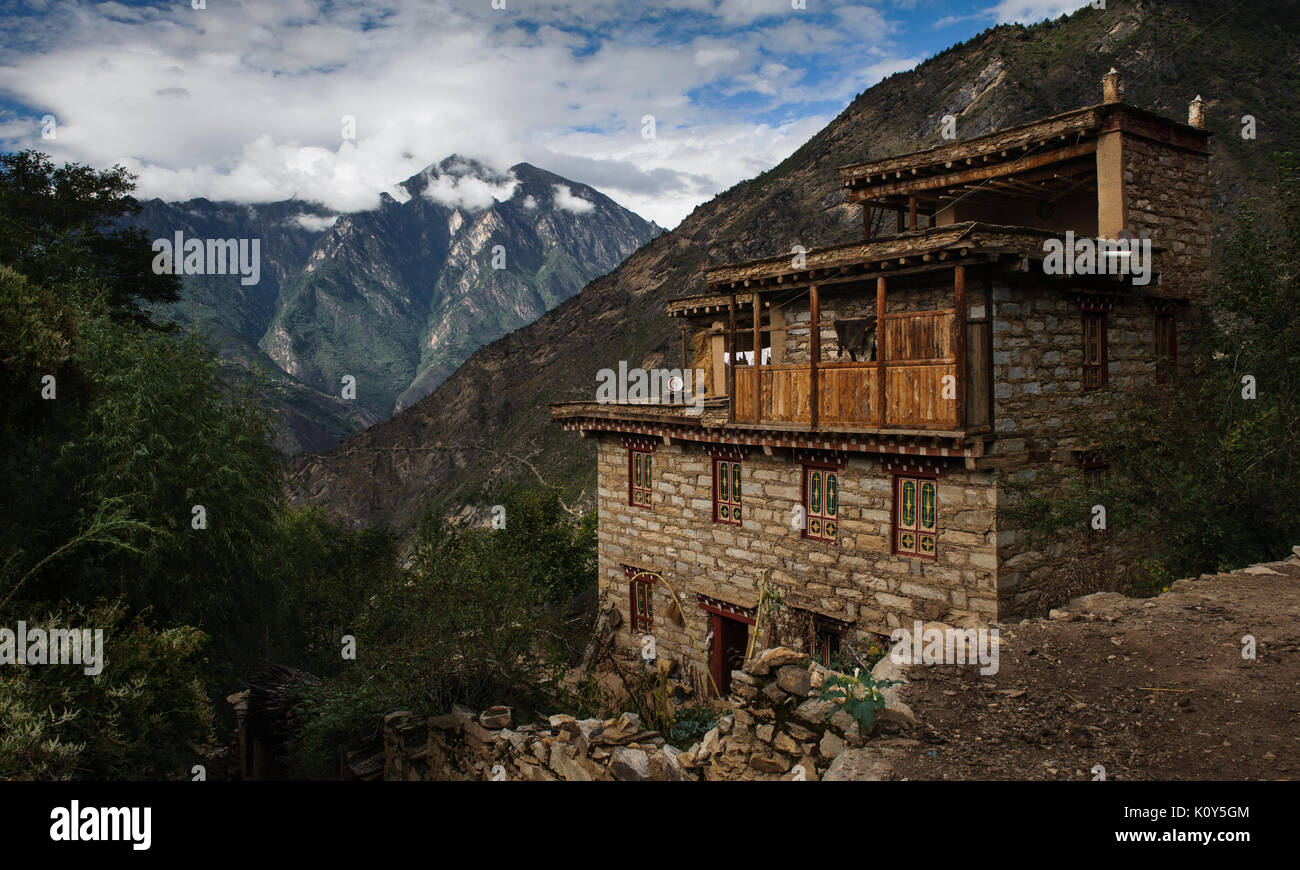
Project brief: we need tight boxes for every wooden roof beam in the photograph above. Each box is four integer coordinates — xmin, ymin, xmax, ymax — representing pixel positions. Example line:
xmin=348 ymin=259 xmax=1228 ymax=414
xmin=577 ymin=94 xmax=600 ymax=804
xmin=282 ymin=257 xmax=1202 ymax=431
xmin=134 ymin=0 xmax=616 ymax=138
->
xmin=848 ymin=141 xmax=1098 ymax=200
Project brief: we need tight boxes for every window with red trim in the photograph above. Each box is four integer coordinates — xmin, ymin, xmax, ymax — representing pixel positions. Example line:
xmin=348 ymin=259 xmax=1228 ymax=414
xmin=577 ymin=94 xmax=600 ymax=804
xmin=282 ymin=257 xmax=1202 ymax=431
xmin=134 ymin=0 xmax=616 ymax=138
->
xmin=1153 ymin=313 xmax=1176 ymax=384
xmin=802 ymin=465 xmax=839 ymax=542
xmin=628 ymin=448 xmax=653 ymax=508
xmin=894 ymin=474 xmax=938 ymax=559
xmin=1082 ymin=312 xmax=1108 ymax=390
xmin=713 ymin=458 xmax=742 ymax=525
xmin=630 ymin=574 xmax=654 ymax=633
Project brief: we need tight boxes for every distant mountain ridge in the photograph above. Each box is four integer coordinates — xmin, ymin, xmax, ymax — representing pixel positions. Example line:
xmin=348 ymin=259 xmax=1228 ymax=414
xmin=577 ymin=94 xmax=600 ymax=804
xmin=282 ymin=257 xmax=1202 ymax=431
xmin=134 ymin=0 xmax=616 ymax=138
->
xmin=133 ymin=157 xmax=660 ymax=452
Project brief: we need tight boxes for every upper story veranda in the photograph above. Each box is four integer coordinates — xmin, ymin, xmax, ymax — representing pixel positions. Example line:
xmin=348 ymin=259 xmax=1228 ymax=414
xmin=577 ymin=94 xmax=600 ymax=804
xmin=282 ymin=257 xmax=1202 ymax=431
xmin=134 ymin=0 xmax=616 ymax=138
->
xmin=551 ymin=71 xmax=1209 ymax=451
xmin=839 ymin=68 xmax=1211 ymax=255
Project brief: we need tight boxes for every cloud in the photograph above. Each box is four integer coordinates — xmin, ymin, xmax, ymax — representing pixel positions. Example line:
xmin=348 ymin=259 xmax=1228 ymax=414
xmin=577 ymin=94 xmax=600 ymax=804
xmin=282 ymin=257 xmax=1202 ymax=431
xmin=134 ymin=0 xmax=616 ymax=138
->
xmin=552 ymin=184 xmax=595 ymax=214
xmin=0 ymin=0 xmax=927 ymax=227
xmin=992 ymin=1 xmax=1095 ymax=25
xmin=932 ymin=11 xmax=997 ymax=30
xmin=289 ymin=212 xmax=338 ymax=232
xmin=424 ymin=171 xmax=519 ymax=211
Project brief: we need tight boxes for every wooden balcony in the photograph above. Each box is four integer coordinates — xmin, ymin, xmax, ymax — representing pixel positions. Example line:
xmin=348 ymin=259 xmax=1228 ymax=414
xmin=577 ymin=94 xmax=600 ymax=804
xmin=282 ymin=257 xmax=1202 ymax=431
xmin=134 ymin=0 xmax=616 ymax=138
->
xmin=732 ymin=308 xmax=965 ymax=430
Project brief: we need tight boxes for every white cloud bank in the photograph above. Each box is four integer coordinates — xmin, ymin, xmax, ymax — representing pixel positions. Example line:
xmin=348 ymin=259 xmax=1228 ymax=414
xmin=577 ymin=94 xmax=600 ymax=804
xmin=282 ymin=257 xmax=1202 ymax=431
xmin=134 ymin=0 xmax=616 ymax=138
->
xmin=0 ymin=0 xmax=926 ymax=227
xmin=424 ymin=172 xmax=520 ymax=211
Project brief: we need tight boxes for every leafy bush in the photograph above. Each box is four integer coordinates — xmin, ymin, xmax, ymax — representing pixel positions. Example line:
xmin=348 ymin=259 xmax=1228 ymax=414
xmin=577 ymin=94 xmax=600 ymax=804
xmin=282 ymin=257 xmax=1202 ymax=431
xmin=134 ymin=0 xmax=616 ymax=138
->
xmin=282 ymin=487 xmax=598 ymax=776
xmin=0 ymin=599 xmax=214 ymax=781
xmin=667 ymin=705 xmax=717 ymax=749
xmin=819 ymin=670 xmax=897 ymax=734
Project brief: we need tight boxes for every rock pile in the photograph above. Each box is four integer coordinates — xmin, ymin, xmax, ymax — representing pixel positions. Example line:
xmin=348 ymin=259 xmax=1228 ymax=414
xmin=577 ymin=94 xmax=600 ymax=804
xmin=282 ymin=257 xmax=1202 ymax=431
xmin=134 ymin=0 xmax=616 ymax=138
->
xmin=383 ymin=706 xmax=692 ymax=781
xmin=674 ymin=647 xmax=917 ymax=781
xmin=380 ymin=646 xmax=921 ymax=781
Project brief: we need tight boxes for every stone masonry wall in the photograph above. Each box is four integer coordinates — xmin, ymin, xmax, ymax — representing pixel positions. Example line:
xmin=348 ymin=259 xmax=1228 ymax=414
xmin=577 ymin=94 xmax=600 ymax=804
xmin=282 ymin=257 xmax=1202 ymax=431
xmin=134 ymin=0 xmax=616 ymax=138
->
xmin=987 ymin=281 xmax=1178 ymax=456
xmin=596 ymin=437 xmax=999 ymax=675
xmin=985 ymin=280 xmax=1180 ymax=615
xmin=1121 ymin=134 xmax=1211 ymax=303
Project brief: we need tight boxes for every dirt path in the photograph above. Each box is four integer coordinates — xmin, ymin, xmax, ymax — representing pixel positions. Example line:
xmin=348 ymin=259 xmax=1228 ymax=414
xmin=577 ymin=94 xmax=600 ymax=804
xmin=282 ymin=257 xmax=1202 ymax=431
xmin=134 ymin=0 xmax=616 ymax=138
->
xmin=888 ymin=554 xmax=1300 ymax=780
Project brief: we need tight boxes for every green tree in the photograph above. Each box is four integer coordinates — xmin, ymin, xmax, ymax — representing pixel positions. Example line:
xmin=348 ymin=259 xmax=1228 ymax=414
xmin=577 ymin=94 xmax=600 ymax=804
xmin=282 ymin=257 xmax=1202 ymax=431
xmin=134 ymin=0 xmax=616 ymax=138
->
xmin=0 ymin=150 xmax=180 ymax=320
xmin=271 ymin=507 xmax=401 ymax=677
xmin=283 ymin=487 xmax=598 ymax=778
xmin=0 ymin=152 xmax=398 ymax=779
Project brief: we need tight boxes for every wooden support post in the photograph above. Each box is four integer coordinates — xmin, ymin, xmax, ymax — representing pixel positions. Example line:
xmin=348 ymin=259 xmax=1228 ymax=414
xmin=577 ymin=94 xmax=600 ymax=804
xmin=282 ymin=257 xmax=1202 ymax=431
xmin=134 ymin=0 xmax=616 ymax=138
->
xmin=809 ymin=284 xmax=820 ymax=430
xmin=862 ymin=204 xmax=872 ymax=240
xmin=680 ymin=323 xmax=688 ymax=378
xmin=876 ymin=276 xmax=887 ymax=427
xmin=895 ymin=207 xmax=905 ymax=235
xmin=752 ymin=293 xmax=762 ymax=421
xmin=728 ymin=295 xmax=737 ymax=422
xmin=954 ymin=264 xmax=967 ymax=430
xmin=908 ymin=196 xmax=918 ymax=231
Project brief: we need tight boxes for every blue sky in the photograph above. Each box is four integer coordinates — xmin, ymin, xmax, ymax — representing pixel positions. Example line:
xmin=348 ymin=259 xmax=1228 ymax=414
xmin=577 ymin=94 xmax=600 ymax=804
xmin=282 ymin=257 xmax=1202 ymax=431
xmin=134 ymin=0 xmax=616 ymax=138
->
xmin=0 ymin=0 xmax=1092 ymax=226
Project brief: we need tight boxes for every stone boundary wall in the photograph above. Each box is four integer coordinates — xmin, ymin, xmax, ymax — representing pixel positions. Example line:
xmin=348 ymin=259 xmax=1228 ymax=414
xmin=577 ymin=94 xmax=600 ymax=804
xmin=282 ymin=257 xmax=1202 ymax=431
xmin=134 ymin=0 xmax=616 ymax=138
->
xmin=380 ymin=646 xmax=918 ymax=782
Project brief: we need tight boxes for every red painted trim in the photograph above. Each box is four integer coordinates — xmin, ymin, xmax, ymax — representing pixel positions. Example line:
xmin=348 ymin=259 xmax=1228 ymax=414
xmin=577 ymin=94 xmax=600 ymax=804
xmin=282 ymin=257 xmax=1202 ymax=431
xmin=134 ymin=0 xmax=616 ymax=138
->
xmin=709 ymin=613 xmax=725 ymax=697
xmin=627 ymin=569 xmax=659 ymax=634
xmin=891 ymin=472 xmax=939 ymax=560
xmin=1081 ymin=311 xmax=1108 ymax=391
xmin=712 ymin=457 xmax=742 ymax=525
xmin=1152 ymin=311 xmax=1177 ymax=383
xmin=800 ymin=462 xmax=840 ymax=542
xmin=881 ymin=456 xmax=950 ymax=476
xmin=1100 ymin=312 xmax=1110 ymax=388
xmin=627 ymin=447 xmax=654 ymax=509
xmin=697 ymin=599 xmax=756 ymax=625
xmin=560 ymin=419 xmax=982 ymax=458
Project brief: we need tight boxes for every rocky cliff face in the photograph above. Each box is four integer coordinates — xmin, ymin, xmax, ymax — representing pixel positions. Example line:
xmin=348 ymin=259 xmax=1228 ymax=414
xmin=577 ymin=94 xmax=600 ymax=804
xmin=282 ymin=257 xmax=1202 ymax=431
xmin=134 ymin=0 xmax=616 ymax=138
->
xmin=288 ymin=0 xmax=1299 ymax=529
xmin=135 ymin=157 xmax=658 ymax=452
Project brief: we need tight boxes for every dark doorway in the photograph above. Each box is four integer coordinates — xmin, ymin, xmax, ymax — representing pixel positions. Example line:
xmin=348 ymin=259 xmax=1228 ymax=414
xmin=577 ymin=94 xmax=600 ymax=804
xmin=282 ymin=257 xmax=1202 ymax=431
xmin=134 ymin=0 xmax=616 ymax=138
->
xmin=710 ymin=612 xmax=750 ymax=697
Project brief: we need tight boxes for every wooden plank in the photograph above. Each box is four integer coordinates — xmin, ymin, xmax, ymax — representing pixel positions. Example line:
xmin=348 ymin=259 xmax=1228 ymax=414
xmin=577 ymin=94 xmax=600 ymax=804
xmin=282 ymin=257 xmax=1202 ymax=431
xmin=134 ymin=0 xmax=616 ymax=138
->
xmin=884 ymin=363 xmax=958 ymax=427
xmin=819 ymin=366 xmax=874 ymax=424
xmin=954 ymin=264 xmax=967 ymax=430
xmin=876 ymin=276 xmax=887 ymax=428
xmin=728 ymin=295 xmax=737 ymax=420
xmin=885 ymin=356 xmax=957 ymax=367
xmin=881 ymin=308 xmax=957 ymax=320
xmin=809 ymin=284 xmax=820 ymax=430
xmin=966 ymin=321 xmax=991 ymax=427
xmin=883 ymin=310 xmax=954 ymax=361
xmin=734 ymin=367 xmax=754 ymax=421
xmin=849 ymin=141 xmax=1098 ymax=199
xmin=752 ymin=295 xmax=762 ymax=424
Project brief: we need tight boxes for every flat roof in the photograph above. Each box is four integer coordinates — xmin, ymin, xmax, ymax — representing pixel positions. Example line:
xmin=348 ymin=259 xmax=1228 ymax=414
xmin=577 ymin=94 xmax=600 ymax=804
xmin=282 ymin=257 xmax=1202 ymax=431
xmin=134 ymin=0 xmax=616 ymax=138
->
xmin=837 ymin=101 xmax=1209 ymax=194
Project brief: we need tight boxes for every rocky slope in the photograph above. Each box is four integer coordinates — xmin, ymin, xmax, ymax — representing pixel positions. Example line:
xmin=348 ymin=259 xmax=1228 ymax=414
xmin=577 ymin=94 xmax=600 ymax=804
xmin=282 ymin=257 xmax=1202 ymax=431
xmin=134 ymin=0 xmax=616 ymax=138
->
xmin=135 ymin=158 xmax=658 ymax=452
xmin=887 ymin=549 xmax=1300 ymax=780
xmin=288 ymin=0 xmax=1300 ymax=529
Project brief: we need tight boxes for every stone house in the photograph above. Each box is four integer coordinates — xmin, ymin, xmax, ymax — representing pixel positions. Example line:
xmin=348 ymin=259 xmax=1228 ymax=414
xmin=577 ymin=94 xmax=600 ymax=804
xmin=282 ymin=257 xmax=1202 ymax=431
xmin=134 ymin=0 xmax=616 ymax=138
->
xmin=552 ymin=71 xmax=1211 ymax=697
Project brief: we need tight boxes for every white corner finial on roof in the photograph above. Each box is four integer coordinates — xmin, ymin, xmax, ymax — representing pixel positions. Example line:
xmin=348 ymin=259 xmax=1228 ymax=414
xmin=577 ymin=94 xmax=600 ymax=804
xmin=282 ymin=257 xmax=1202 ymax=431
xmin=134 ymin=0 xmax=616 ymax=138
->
xmin=1102 ymin=68 xmax=1123 ymax=104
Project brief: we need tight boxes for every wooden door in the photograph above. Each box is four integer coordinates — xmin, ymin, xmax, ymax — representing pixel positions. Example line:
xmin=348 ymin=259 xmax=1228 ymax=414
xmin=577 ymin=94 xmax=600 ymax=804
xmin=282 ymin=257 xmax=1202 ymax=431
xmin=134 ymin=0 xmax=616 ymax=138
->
xmin=710 ymin=613 xmax=750 ymax=696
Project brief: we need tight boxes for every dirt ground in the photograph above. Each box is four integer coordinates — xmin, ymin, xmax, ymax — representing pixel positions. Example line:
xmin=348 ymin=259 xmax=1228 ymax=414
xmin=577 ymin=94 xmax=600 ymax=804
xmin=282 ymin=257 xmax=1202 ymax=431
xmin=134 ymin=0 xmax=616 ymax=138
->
xmin=887 ymin=555 xmax=1300 ymax=781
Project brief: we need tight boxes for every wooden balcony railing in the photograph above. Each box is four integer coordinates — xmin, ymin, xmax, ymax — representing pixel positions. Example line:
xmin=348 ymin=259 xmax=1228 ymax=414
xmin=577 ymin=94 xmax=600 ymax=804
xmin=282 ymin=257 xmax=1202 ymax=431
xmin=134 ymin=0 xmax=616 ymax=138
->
xmin=732 ymin=308 xmax=963 ymax=430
